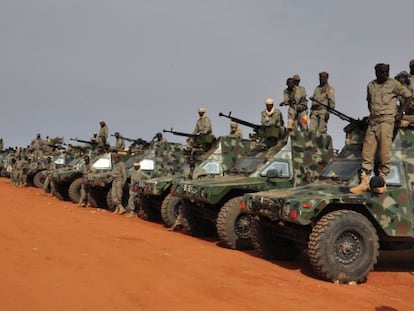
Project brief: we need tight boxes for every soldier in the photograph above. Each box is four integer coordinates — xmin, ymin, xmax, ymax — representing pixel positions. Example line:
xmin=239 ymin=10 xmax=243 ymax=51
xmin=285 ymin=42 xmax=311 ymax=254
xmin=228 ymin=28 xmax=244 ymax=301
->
xmin=31 ymin=133 xmax=44 ymax=161
xmin=97 ymin=121 xmax=108 ymax=148
xmin=282 ymin=78 xmax=308 ymax=131
xmin=309 ymin=72 xmax=335 ymax=134
xmin=42 ymin=156 xmax=57 ymax=196
xmin=110 ymin=153 xmax=127 ymax=215
xmin=350 ymin=63 xmax=412 ymax=194
xmin=260 ymin=98 xmax=284 ymax=145
xmin=187 ymin=107 xmax=213 ymax=150
xmin=153 ymin=132 xmax=167 ymax=143
xmin=78 ymin=155 xmax=92 ymax=207
xmin=126 ymin=162 xmax=150 ymax=218
xmin=0 ymin=138 xmax=3 ymax=152
xmin=113 ymin=132 xmax=125 ymax=151
xmin=228 ymin=121 xmax=243 ymax=139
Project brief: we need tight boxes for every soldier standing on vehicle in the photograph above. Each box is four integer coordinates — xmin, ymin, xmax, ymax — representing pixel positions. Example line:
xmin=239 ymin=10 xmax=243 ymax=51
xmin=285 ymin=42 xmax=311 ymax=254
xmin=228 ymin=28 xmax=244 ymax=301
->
xmin=42 ymin=156 xmax=57 ymax=196
xmin=187 ymin=107 xmax=213 ymax=150
xmin=309 ymin=72 xmax=335 ymax=134
xmin=228 ymin=121 xmax=243 ymax=139
xmin=126 ymin=162 xmax=150 ymax=218
xmin=0 ymin=138 xmax=3 ymax=152
xmin=282 ymin=78 xmax=308 ymax=131
xmin=97 ymin=121 xmax=108 ymax=148
xmin=113 ymin=132 xmax=125 ymax=151
xmin=153 ymin=132 xmax=167 ymax=143
xmin=350 ymin=63 xmax=412 ymax=194
xmin=31 ymin=133 xmax=44 ymax=161
xmin=78 ymin=155 xmax=92 ymax=207
xmin=260 ymin=98 xmax=284 ymax=145
xmin=110 ymin=153 xmax=127 ymax=215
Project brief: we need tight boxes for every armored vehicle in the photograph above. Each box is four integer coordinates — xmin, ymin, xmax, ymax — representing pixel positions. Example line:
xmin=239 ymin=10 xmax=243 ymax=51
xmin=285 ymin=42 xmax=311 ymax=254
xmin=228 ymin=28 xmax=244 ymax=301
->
xmin=242 ymin=125 xmax=414 ymax=284
xmin=171 ymin=130 xmax=334 ymax=250
xmin=86 ymin=141 xmax=185 ymax=211
xmin=137 ymin=137 xmax=252 ymax=226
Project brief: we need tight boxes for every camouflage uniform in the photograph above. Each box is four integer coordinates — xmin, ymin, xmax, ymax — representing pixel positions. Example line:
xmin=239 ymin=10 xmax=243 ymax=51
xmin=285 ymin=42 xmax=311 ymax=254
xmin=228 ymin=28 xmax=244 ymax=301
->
xmin=310 ymin=82 xmax=335 ymax=134
xmin=260 ymin=99 xmax=284 ymax=141
xmin=114 ymin=136 xmax=125 ymax=151
xmin=78 ymin=158 xmax=92 ymax=206
xmin=229 ymin=122 xmax=243 ymax=139
xmin=283 ymin=85 xmax=308 ymax=131
xmin=110 ymin=157 xmax=127 ymax=212
xmin=97 ymin=122 xmax=108 ymax=148
xmin=188 ymin=108 xmax=213 ymax=149
xmin=43 ymin=158 xmax=57 ymax=195
xmin=0 ymin=138 xmax=3 ymax=152
xmin=31 ymin=135 xmax=44 ymax=161
xmin=127 ymin=166 xmax=150 ymax=213
xmin=361 ymin=78 xmax=412 ymax=177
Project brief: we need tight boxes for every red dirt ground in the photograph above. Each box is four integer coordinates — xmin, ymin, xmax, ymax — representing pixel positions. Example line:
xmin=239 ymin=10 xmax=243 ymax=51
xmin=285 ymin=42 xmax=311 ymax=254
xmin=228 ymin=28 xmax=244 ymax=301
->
xmin=1 ymin=177 xmax=414 ymax=311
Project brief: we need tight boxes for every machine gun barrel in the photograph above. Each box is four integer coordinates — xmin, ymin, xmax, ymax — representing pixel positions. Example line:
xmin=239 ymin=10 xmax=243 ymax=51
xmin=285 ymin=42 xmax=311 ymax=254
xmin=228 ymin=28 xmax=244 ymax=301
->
xmin=162 ymin=128 xmax=197 ymax=138
xmin=218 ymin=112 xmax=261 ymax=131
xmin=309 ymin=97 xmax=357 ymax=124
xmin=69 ymin=137 xmax=97 ymax=145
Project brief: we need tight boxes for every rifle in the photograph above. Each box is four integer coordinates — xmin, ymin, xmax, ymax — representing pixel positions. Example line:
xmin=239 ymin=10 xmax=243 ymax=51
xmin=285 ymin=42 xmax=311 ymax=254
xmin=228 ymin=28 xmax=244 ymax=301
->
xmin=47 ymin=143 xmax=66 ymax=151
xmin=163 ymin=128 xmax=198 ymax=138
xmin=70 ymin=137 xmax=97 ymax=146
xmin=218 ymin=112 xmax=261 ymax=132
xmin=309 ymin=97 xmax=368 ymax=132
xmin=110 ymin=134 xmax=149 ymax=146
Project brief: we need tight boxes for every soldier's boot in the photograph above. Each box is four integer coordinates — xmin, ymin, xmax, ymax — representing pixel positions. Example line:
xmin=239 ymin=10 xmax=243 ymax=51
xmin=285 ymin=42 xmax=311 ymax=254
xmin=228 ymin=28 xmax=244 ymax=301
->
xmin=112 ymin=205 xmax=120 ymax=214
xmin=350 ymin=171 xmax=370 ymax=194
xmin=117 ymin=205 xmax=126 ymax=215
xmin=125 ymin=210 xmax=136 ymax=218
xmin=372 ymin=175 xmax=387 ymax=194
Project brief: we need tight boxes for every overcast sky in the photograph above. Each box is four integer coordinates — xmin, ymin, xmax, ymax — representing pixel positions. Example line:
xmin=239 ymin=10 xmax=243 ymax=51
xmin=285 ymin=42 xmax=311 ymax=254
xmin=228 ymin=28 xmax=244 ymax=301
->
xmin=1 ymin=0 xmax=413 ymax=150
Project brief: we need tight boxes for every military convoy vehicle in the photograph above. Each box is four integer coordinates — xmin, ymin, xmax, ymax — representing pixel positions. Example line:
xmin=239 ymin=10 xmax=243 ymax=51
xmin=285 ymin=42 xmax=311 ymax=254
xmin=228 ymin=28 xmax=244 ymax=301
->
xmin=137 ymin=136 xmax=253 ymax=226
xmin=241 ymin=122 xmax=414 ymax=284
xmin=86 ymin=141 xmax=185 ymax=211
xmin=170 ymin=129 xmax=334 ymax=250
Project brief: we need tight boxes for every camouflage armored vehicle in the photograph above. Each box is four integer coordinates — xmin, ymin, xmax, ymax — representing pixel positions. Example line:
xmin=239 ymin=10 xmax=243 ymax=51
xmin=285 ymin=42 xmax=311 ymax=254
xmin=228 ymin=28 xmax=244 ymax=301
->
xmin=86 ymin=141 xmax=185 ymax=211
xmin=170 ymin=129 xmax=334 ymax=250
xmin=241 ymin=125 xmax=414 ymax=284
xmin=137 ymin=136 xmax=252 ymax=226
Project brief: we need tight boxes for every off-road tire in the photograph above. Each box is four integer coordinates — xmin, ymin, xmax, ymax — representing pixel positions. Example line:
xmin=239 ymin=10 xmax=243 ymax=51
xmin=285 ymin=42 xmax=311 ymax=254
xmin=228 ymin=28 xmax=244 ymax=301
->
xmin=54 ymin=183 xmax=70 ymax=201
xmin=68 ymin=177 xmax=83 ymax=203
xmin=33 ymin=170 xmax=46 ymax=188
xmin=160 ymin=194 xmax=182 ymax=227
xmin=181 ymin=202 xmax=216 ymax=237
xmin=308 ymin=210 xmax=379 ymax=284
xmin=251 ymin=216 xmax=302 ymax=260
xmin=138 ymin=197 xmax=161 ymax=222
xmin=216 ymin=197 xmax=253 ymax=250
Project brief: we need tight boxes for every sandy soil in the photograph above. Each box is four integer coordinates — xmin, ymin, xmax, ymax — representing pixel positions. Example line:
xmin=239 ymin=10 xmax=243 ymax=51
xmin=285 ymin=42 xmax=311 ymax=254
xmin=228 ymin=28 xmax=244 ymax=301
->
xmin=1 ymin=177 xmax=414 ymax=311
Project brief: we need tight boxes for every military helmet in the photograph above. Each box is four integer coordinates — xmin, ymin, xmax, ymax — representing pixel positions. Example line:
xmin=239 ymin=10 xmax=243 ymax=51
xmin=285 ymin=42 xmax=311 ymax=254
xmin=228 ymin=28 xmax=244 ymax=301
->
xmin=264 ymin=98 xmax=274 ymax=105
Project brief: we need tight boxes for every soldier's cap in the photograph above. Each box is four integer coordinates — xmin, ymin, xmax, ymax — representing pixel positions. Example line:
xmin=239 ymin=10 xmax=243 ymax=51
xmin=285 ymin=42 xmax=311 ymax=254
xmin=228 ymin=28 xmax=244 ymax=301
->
xmin=198 ymin=107 xmax=206 ymax=113
xmin=133 ymin=162 xmax=140 ymax=167
xmin=374 ymin=63 xmax=389 ymax=72
xmin=410 ymin=59 xmax=414 ymax=66
xmin=319 ymin=71 xmax=329 ymax=77
xmin=292 ymin=74 xmax=300 ymax=80
xmin=264 ymin=98 xmax=274 ymax=105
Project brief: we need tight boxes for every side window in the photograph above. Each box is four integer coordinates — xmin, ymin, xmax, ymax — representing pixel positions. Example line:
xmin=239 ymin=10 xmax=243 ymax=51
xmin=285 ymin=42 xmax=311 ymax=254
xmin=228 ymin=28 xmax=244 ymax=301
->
xmin=260 ymin=161 xmax=290 ymax=178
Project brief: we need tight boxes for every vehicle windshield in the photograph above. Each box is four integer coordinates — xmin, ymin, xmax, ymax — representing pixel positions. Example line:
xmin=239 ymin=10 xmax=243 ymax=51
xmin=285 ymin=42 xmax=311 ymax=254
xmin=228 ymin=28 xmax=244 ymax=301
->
xmin=54 ymin=154 xmax=68 ymax=166
xmin=320 ymin=160 xmax=360 ymax=180
xmin=92 ymin=153 xmax=112 ymax=170
xmin=260 ymin=160 xmax=291 ymax=178
xmin=198 ymin=159 xmax=221 ymax=175
xmin=230 ymin=157 xmax=266 ymax=175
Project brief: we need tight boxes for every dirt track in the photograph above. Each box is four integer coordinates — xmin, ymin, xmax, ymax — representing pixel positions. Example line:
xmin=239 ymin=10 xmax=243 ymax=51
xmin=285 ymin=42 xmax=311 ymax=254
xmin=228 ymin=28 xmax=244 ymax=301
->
xmin=1 ymin=177 xmax=414 ymax=311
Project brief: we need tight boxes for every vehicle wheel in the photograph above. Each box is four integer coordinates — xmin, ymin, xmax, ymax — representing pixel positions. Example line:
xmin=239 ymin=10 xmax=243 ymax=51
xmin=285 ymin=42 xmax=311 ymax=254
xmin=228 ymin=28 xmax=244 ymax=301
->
xmin=54 ymin=183 xmax=70 ymax=201
xmin=216 ymin=197 xmax=253 ymax=250
xmin=181 ymin=202 xmax=216 ymax=237
xmin=161 ymin=194 xmax=182 ymax=227
xmin=138 ymin=197 xmax=161 ymax=222
xmin=251 ymin=216 xmax=302 ymax=261
xmin=308 ymin=210 xmax=379 ymax=284
xmin=68 ymin=177 xmax=83 ymax=203
xmin=33 ymin=170 xmax=46 ymax=188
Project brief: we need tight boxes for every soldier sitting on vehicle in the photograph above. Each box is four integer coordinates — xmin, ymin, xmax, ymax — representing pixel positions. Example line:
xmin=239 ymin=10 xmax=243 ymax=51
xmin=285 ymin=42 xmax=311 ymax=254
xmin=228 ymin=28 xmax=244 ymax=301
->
xmin=186 ymin=107 xmax=214 ymax=152
xmin=259 ymin=98 xmax=284 ymax=147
